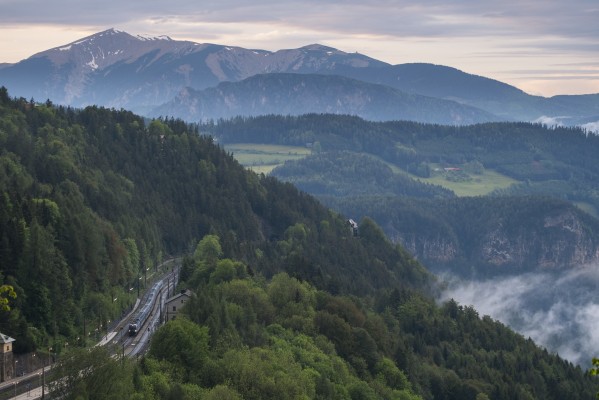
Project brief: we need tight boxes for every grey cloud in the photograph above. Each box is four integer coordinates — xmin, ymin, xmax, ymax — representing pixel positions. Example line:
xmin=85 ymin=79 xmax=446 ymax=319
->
xmin=517 ymin=75 xmax=599 ymax=80
xmin=506 ymin=69 xmax=599 ymax=75
xmin=2 ymin=0 xmax=598 ymax=42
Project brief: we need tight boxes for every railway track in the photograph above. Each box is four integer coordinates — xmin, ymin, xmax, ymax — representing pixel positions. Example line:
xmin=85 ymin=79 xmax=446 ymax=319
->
xmin=0 ymin=261 xmax=180 ymax=399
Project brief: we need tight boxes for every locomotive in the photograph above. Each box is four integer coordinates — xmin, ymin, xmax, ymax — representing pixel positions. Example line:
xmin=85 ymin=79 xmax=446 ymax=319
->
xmin=128 ymin=280 xmax=164 ymax=336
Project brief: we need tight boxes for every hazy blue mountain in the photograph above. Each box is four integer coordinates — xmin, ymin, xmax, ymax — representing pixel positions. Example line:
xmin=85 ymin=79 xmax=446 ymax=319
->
xmin=1 ymin=28 xmax=598 ymax=126
xmin=539 ymin=94 xmax=599 ymax=126
xmin=152 ymin=72 xmax=499 ymax=124
xmin=325 ymin=62 xmax=538 ymax=119
xmin=0 ymin=29 xmax=388 ymax=114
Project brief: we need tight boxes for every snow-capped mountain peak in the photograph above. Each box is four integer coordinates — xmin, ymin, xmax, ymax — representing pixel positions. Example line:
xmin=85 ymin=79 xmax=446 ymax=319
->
xmin=34 ymin=28 xmax=191 ymax=70
xmin=136 ymin=33 xmax=173 ymax=42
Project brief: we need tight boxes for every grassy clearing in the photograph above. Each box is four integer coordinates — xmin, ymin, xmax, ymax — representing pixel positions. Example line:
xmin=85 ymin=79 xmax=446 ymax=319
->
xmin=573 ymin=201 xmax=599 ymax=218
xmin=419 ymin=165 xmax=520 ymax=197
xmin=224 ymin=143 xmax=312 ymax=174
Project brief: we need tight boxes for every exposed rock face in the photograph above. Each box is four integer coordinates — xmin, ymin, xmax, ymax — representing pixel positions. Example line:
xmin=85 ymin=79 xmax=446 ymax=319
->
xmin=390 ymin=208 xmax=599 ymax=273
xmin=474 ymin=211 xmax=599 ymax=269
xmin=393 ymin=233 xmax=458 ymax=263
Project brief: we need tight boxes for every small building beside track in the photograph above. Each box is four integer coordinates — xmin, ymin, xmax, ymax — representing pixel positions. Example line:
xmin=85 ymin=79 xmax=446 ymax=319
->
xmin=165 ymin=290 xmax=193 ymax=322
xmin=0 ymin=333 xmax=15 ymax=382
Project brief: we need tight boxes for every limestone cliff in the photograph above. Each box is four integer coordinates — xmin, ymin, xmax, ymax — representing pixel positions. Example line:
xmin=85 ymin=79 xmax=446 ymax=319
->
xmin=378 ymin=197 xmax=599 ymax=275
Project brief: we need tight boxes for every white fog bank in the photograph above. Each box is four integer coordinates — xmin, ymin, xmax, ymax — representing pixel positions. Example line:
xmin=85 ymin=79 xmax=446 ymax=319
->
xmin=439 ymin=266 xmax=599 ymax=367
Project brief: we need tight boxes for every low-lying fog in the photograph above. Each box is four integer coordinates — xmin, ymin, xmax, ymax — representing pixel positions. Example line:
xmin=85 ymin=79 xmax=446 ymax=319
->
xmin=439 ymin=266 xmax=599 ymax=368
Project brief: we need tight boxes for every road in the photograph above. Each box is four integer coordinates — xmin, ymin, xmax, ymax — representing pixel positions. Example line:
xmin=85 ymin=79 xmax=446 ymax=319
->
xmin=0 ymin=259 xmax=180 ymax=399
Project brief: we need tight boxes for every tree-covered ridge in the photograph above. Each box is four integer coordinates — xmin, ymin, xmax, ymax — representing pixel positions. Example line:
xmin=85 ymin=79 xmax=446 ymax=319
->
xmin=206 ymin=114 xmax=599 ymax=212
xmin=152 ymin=72 xmax=498 ymax=125
xmin=273 ymin=151 xmax=453 ymax=199
xmin=2 ymin=88 xmax=598 ymax=398
xmin=54 ymin=235 xmax=599 ymax=399
xmin=0 ymin=88 xmax=429 ymax=351
xmin=204 ymin=114 xmax=599 ymax=271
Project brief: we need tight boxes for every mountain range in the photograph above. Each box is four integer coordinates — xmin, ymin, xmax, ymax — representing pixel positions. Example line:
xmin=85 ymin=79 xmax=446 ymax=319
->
xmin=1 ymin=28 xmax=599 ymax=127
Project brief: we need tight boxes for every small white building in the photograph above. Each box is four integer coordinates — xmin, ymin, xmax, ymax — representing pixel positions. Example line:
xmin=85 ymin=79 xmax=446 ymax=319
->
xmin=348 ymin=219 xmax=359 ymax=237
xmin=165 ymin=289 xmax=193 ymax=322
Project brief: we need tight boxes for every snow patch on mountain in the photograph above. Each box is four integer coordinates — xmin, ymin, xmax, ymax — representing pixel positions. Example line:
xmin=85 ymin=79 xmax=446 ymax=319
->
xmin=136 ymin=34 xmax=173 ymax=41
xmin=86 ymin=55 xmax=98 ymax=70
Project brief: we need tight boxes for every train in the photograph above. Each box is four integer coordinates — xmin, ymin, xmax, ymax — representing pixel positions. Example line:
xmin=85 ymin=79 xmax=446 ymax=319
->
xmin=128 ymin=280 xmax=164 ymax=336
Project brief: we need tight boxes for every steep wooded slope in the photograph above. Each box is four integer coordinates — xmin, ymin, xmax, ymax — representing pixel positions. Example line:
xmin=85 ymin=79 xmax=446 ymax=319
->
xmin=1 ymin=89 xmax=597 ymax=399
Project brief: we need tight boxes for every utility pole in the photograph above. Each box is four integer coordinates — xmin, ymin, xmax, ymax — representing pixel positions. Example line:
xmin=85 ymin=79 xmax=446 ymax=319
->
xmin=41 ymin=362 xmax=45 ymax=399
xmin=42 ymin=346 xmax=52 ymax=399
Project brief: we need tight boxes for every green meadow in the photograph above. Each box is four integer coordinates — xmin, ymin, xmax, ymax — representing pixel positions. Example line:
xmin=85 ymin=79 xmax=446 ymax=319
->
xmin=224 ymin=143 xmax=312 ymax=174
xmin=419 ymin=164 xmax=519 ymax=196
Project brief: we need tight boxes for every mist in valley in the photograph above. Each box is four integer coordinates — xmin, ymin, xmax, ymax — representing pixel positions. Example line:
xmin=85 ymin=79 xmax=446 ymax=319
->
xmin=439 ymin=266 xmax=599 ymax=368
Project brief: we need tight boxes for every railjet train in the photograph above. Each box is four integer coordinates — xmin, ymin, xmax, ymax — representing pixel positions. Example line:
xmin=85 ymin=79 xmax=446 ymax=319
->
xmin=128 ymin=280 xmax=164 ymax=336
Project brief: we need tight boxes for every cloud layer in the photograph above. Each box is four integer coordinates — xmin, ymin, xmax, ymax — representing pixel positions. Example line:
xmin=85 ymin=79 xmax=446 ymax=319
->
xmin=440 ymin=267 xmax=599 ymax=367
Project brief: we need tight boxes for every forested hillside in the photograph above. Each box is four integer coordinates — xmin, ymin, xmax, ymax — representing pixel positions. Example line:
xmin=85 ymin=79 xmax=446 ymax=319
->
xmin=1 ymin=88 xmax=597 ymax=399
xmin=206 ymin=114 xmax=599 ymax=271
xmin=325 ymin=195 xmax=599 ymax=276
xmin=55 ymin=235 xmax=599 ymax=400
xmin=0 ymin=87 xmax=429 ymax=350
xmin=152 ymin=72 xmax=497 ymax=125
xmin=209 ymin=114 xmax=599 ymax=213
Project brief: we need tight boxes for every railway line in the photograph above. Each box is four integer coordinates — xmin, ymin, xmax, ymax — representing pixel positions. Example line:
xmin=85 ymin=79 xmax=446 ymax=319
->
xmin=0 ymin=261 xmax=180 ymax=399
xmin=103 ymin=267 xmax=179 ymax=359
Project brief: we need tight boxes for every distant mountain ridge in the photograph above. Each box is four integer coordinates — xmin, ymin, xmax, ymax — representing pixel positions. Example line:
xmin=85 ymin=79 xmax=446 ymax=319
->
xmin=153 ymin=72 xmax=498 ymax=125
xmin=1 ymin=28 xmax=598 ymax=126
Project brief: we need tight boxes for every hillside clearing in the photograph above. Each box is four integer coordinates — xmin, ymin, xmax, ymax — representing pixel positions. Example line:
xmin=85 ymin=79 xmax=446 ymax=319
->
xmin=224 ymin=143 xmax=312 ymax=174
xmin=419 ymin=165 xmax=519 ymax=196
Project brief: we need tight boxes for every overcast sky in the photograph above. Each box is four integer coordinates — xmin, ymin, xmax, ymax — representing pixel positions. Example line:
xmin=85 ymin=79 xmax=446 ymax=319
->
xmin=1 ymin=0 xmax=598 ymax=96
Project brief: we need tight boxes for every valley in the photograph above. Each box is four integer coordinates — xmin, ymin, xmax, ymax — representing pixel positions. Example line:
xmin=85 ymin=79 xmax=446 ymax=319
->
xmin=0 ymin=24 xmax=599 ymax=399
xmin=208 ymin=114 xmax=599 ymax=373
xmin=226 ymin=142 xmax=520 ymax=197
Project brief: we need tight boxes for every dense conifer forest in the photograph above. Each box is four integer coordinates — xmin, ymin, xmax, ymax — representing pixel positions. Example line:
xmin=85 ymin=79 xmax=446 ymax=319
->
xmin=206 ymin=113 xmax=599 ymax=211
xmin=205 ymin=114 xmax=599 ymax=272
xmin=0 ymin=88 xmax=597 ymax=399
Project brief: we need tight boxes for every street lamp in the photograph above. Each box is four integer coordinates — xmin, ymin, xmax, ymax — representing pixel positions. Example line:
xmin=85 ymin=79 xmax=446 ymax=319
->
xmin=13 ymin=380 xmax=18 ymax=397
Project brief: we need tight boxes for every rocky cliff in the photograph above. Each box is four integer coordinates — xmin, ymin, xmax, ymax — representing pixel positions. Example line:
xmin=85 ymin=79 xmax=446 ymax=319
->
xmin=329 ymin=195 xmax=599 ymax=276
xmin=408 ymin=204 xmax=599 ymax=275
